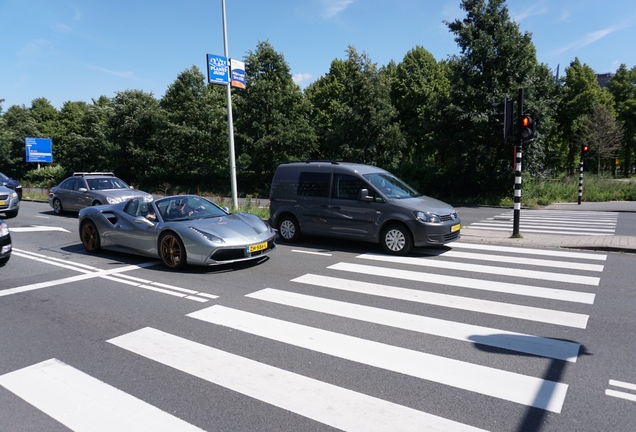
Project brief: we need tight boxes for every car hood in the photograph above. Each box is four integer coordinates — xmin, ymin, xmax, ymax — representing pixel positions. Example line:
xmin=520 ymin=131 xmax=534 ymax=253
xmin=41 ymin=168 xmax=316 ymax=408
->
xmin=185 ymin=213 xmax=273 ymax=240
xmin=97 ymin=189 xmax=151 ymax=199
xmin=391 ymin=195 xmax=457 ymax=215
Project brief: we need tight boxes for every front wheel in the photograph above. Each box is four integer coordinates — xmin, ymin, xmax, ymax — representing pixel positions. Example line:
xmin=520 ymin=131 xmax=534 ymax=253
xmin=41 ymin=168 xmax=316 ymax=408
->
xmin=81 ymin=221 xmax=101 ymax=252
xmin=159 ymin=232 xmax=187 ymax=270
xmin=3 ymin=210 xmax=18 ymax=218
xmin=277 ymin=215 xmax=300 ymax=242
xmin=381 ymin=224 xmax=413 ymax=255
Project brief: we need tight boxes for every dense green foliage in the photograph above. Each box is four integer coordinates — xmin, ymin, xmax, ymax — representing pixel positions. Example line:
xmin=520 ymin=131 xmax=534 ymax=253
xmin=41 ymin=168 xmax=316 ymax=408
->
xmin=2 ymin=0 xmax=635 ymax=204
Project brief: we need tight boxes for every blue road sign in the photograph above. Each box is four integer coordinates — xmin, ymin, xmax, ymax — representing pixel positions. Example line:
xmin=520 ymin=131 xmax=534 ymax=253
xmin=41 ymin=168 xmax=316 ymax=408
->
xmin=25 ymin=137 xmax=53 ymax=163
xmin=207 ymin=54 xmax=229 ymax=85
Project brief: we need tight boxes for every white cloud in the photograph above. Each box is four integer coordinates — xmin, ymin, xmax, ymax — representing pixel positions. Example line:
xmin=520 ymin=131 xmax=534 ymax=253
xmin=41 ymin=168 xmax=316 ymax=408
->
xmin=320 ymin=0 xmax=354 ymax=19
xmin=512 ymin=3 xmax=548 ymax=22
xmin=551 ymin=26 xmax=619 ymax=56
xmin=292 ymin=73 xmax=312 ymax=85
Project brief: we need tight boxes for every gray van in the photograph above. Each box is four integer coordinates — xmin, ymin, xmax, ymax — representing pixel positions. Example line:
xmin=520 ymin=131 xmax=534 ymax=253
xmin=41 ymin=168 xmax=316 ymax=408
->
xmin=268 ymin=161 xmax=460 ymax=255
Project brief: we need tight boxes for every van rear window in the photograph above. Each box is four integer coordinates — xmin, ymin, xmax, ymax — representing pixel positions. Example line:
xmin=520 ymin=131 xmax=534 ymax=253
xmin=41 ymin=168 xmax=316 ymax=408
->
xmin=297 ymin=172 xmax=330 ymax=197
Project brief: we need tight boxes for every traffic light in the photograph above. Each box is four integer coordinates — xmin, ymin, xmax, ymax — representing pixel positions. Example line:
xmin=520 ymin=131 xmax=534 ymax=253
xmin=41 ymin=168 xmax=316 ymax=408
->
xmin=519 ymin=114 xmax=536 ymax=141
xmin=581 ymin=144 xmax=590 ymax=158
xmin=491 ymin=99 xmax=514 ymax=141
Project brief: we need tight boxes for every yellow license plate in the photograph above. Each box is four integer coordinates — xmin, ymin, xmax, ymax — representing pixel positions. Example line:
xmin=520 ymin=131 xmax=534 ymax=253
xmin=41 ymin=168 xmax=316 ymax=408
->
xmin=451 ymin=223 xmax=460 ymax=233
xmin=249 ymin=241 xmax=268 ymax=253
xmin=0 ymin=201 xmax=5 ymax=206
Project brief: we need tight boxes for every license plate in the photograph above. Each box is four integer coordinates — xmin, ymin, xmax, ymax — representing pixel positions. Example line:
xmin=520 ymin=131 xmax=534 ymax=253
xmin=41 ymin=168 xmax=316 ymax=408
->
xmin=451 ymin=223 xmax=460 ymax=233
xmin=0 ymin=201 xmax=4 ymax=206
xmin=249 ymin=241 xmax=268 ymax=253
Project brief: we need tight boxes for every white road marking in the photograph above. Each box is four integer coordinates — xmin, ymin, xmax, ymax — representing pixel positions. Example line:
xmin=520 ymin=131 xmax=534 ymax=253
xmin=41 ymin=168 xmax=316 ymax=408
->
xmin=187 ymin=306 xmax=569 ymax=413
xmin=356 ymin=254 xmax=600 ymax=286
xmin=451 ymin=242 xmax=607 ymax=261
xmin=414 ymin=249 xmax=604 ymax=272
xmin=293 ymin=273 xmax=590 ymax=328
xmin=109 ymin=327 xmax=486 ymax=432
xmin=326 ymin=262 xmax=595 ymax=304
xmin=291 ymin=249 xmax=333 ymax=256
xmin=605 ymin=389 xmax=636 ymax=403
xmin=9 ymin=226 xmax=70 ymax=233
xmin=247 ymin=288 xmax=581 ymax=362
xmin=609 ymin=379 xmax=636 ymax=391
xmin=0 ymin=358 xmax=205 ymax=432
xmin=7 ymin=249 xmax=215 ymax=301
xmin=467 ymin=226 xmax=610 ymax=235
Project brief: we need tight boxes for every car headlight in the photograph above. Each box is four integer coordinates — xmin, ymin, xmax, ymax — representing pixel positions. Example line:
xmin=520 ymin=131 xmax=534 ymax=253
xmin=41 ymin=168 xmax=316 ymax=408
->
xmin=10 ymin=192 xmax=17 ymax=199
xmin=414 ymin=211 xmax=441 ymax=223
xmin=189 ymin=227 xmax=225 ymax=243
xmin=0 ymin=223 xmax=9 ymax=236
xmin=106 ymin=196 xmax=123 ymax=204
xmin=143 ymin=195 xmax=154 ymax=202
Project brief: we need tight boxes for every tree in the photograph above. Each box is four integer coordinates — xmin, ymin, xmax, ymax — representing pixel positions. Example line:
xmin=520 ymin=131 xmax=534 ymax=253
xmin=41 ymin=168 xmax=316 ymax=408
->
xmin=1 ymin=104 xmax=40 ymax=179
xmin=558 ymin=58 xmax=614 ymax=174
xmin=577 ymin=105 xmax=624 ymax=176
xmin=159 ymin=66 xmax=228 ymax=192
xmin=390 ymin=46 xmax=450 ymax=160
xmin=305 ymin=45 xmax=404 ymax=169
xmin=234 ymin=41 xmax=317 ymax=194
xmin=438 ymin=0 xmax=547 ymax=199
xmin=109 ymin=90 xmax=164 ymax=187
xmin=607 ymin=64 xmax=636 ymax=177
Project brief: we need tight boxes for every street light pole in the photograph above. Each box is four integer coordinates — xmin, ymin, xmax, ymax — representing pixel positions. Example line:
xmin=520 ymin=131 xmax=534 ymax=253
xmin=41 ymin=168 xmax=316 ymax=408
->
xmin=221 ymin=0 xmax=238 ymax=209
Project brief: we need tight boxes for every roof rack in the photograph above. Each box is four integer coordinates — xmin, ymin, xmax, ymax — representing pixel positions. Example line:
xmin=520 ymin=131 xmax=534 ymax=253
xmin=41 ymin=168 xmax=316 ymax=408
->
xmin=73 ymin=172 xmax=115 ymax=177
xmin=281 ymin=160 xmax=341 ymax=165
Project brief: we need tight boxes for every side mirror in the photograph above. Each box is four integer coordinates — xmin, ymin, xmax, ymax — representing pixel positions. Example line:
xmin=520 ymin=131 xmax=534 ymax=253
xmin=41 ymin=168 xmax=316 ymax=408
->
xmin=222 ymin=206 xmax=230 ymax=213
xmin=358 ymin=189 xmax=373 ymax=202
xmin=78 ymin=187 xmax=88 ymax=193
xmin=134 ymin=216 xmax=155 ymax=226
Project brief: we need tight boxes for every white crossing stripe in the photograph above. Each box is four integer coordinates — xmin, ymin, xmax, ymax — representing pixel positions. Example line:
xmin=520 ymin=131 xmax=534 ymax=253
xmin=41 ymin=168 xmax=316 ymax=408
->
xmin=247 ymin=288 xmax=581 ymax=362
xmin=327 ymin=262 xmax=595 ymax=304
xmin=415 ymin=249 xmax=604 ymax=272
xmin=451 ymin=242 xmax=607 ymax=261
xmin=109 ymin=327 xmax=486 ymax=432
xmin=605 ymin=390 xmax=636 ymax=403
xmin=187 ymin=306 xmax=569 ymax=413
xmin=356 ymin=254 xmax=600 ymax=286
xmin=293 ymin=273 xmax=589 ymax=328
xmin=467 ymin=226 xmax=610 ymax=235
xmin=0 ymin=358 xmax=204 ymax=432
xmin=471 ymin=222 xmax=615 ymax=233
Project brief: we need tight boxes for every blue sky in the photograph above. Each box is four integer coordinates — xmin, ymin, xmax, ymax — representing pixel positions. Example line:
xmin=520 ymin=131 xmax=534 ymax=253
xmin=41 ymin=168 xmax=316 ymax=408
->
xmin=1 ymin=0 xmax=635 ymax=110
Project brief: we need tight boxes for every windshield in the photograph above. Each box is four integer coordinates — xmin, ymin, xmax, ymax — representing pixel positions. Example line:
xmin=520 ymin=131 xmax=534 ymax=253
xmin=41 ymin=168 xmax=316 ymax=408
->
xmin=86 ymin=177 xmax=130 ymax=190
xmin=363 ymin=173 xmax=421 ymax=199
xmin=156 ymin=196 xmax=228 ymax=222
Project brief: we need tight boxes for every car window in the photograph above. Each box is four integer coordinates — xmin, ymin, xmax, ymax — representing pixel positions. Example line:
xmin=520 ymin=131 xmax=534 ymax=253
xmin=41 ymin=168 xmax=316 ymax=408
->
xmin=86 ymin=177 xmax=129 ymax=190
xmin=157 ymin=197 xmax=227 ymax=221
xmin=124 ymin=199 xmax=140 ymax=216
xmin=74 ymin=178 xmax=87 ymax=191
xmin=297 ymin=172 xmax=330 ymax=197
xmin=333 ymin=174 xmax=369 ymax=200
xmin=59 ymin=178 xmax=76 ymax=190
xmin=363 ymin=173 xmax=421 ymax=199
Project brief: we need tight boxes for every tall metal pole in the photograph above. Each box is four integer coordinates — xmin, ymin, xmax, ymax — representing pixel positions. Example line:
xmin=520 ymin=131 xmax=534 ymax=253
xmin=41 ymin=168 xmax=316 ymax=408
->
xmin=512 ymin=88 xmax=523 ymax=237
xmin=578 ymin=160 xmax=584 ymax=205
xmin=222 ymin=0 xmax=238 ymax=209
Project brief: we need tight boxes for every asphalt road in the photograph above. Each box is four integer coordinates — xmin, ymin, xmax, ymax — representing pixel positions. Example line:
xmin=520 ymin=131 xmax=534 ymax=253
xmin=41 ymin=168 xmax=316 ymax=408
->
xmin=1 ymin=201 xmax=635 ymax=431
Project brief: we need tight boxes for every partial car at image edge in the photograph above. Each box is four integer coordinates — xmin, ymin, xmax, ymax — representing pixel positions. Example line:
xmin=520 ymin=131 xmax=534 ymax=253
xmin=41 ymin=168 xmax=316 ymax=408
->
xmin=0 ymin=219 xmax=12 ymax=265
xmin=0 ymin=185 xmax=20 ymax=219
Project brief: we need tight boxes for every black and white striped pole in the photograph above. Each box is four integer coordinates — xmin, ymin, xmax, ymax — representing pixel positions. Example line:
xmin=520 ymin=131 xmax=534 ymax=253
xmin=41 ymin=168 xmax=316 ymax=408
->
xmin=512 ymin=89 xmax=523 ymax=237
xmin=578 ymin=161 xmax=584 ymax=205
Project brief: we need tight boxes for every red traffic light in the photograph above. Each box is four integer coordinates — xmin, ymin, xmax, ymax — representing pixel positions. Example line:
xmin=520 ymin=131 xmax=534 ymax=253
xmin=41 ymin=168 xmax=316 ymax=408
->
xmin=519 ymin=114 xmax=535 ymax=141
xmin=582 ymin=145 xmax=590 ymax=158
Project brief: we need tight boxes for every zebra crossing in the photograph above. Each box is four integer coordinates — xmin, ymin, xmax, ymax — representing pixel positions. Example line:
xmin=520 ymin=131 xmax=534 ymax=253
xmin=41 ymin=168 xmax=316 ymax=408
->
xmin=468 ymin=209 xmax=618 ymax=235
xmin=0 ymin=242 xmax=607 ymax=431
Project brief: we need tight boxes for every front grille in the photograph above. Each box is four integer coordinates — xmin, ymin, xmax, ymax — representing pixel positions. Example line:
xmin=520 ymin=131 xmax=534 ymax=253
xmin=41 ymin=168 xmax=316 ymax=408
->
xmin=0 ymin=194 xmax=8 ymax=200
xmin=439 ymin=212 xmax=459 ymax=222
xmin=211 ymin=248 xmax=246 ymax=262
xmin=428 ymin=230 xmax=460 ymax=244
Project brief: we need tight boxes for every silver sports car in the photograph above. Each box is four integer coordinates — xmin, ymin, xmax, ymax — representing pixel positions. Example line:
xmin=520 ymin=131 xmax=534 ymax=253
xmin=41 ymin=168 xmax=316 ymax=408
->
xmin=78 ymin=195 xmax=276 ymax=269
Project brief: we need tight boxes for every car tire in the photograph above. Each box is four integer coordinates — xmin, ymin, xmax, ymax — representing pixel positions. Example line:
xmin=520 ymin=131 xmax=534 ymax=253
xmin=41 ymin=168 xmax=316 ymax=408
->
xmin=381 ymin=223 xmax=413 ymax=255
xmin=3 ymin=210 xmax=18 ymax=218
xmin=80 ymin=220 xmax=101 ymax=252
xmin=53 ymin=198 xmax=64 ymax=215
xmin=159 ymin=232 xmax=187 ymax=270
xmin=277 ymin=215 xmax=300 ymax=243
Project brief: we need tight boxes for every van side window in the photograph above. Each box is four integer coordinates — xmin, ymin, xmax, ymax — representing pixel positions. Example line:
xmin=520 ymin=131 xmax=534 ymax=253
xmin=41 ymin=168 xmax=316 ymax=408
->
xmin=297 ymin=172 xmax=330 ymax=197
xmin=333 ymin=174 xmax=369 ymax=200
